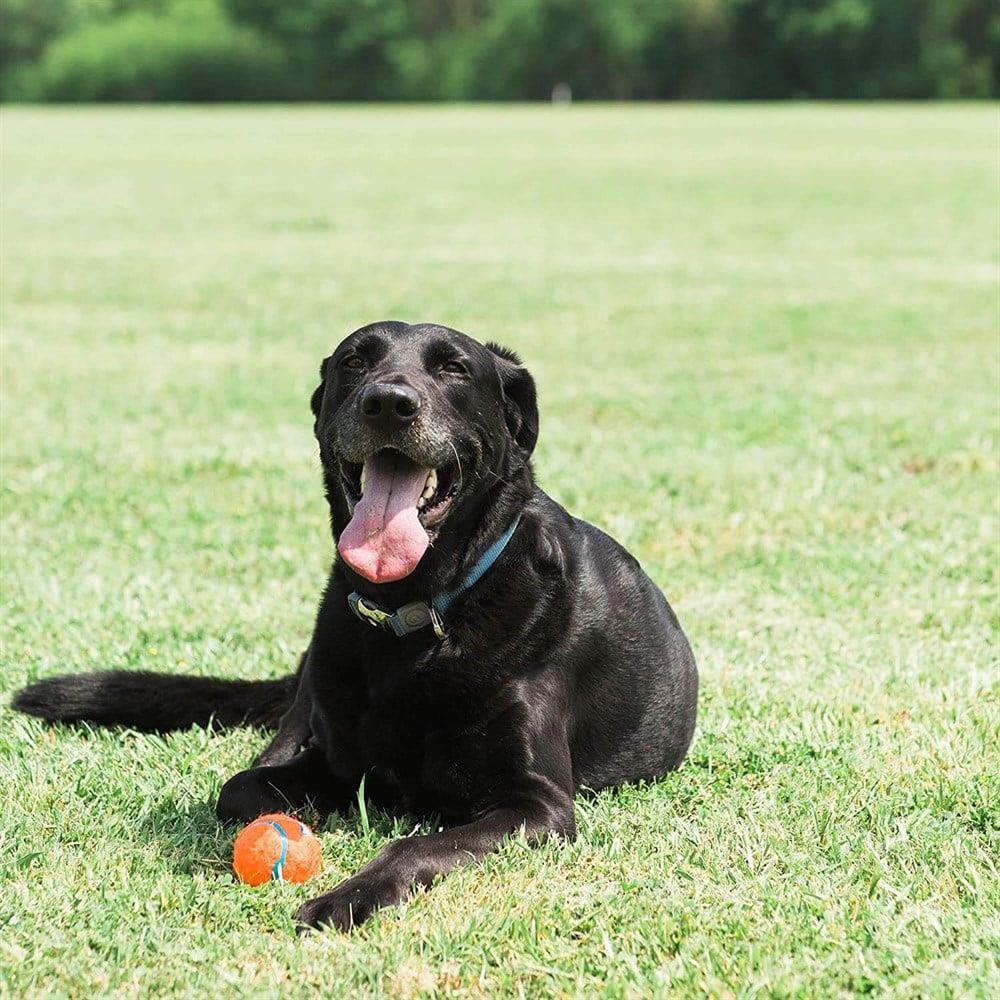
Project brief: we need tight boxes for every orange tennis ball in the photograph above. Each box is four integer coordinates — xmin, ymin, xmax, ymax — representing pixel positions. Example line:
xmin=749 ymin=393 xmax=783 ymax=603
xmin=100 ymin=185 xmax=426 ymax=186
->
xmin=232 ymin=813 xmax=322 ymax=886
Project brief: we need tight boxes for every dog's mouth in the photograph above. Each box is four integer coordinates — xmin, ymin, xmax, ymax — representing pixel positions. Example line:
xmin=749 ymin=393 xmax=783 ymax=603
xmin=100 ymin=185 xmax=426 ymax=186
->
xmin=337 ymin=448 xmax=461 ymax=583
xmin=338 ymin=451 xmax=460 ymax=526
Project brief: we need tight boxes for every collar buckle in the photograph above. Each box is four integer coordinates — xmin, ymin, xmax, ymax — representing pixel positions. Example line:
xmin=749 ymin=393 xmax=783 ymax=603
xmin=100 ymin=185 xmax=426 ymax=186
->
xmin=348 ymin=593 xmax=438 ymax=638
xmin=349 ymin=593 xmax=392 ymax=630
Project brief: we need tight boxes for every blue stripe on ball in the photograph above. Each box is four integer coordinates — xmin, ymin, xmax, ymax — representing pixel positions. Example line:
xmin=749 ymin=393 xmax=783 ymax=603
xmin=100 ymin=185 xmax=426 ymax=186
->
xmin=265 ymin=821 xmax=289 ymax=881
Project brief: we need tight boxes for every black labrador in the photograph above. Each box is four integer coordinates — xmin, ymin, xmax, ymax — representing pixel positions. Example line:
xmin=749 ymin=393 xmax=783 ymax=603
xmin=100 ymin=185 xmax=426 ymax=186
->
xmin=14 ymin=321 xmax=698 ymax=932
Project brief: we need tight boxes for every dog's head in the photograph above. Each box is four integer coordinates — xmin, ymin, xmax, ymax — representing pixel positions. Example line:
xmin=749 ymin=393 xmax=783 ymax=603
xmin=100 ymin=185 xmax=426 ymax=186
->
xmin=311 ymin=322 xmax=538 ymax=588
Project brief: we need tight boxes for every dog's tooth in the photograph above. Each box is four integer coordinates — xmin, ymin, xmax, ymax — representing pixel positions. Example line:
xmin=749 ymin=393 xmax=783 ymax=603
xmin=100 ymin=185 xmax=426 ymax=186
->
xmin=360 ymin=463 xmax=369 ymax=494
xmin=427 ymin=469 xmax=437 ymax=491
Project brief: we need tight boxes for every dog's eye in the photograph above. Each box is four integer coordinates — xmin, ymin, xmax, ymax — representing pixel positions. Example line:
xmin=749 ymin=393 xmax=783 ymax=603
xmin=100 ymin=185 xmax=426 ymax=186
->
xmin=341 ymin=355 xmax=365 ymax=371
xmin=440 ymin=360 xmax=467 ymax=376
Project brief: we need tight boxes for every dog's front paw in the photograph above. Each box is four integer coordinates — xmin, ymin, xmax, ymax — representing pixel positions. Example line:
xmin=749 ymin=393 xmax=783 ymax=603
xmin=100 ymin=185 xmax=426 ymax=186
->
xmin=215 ymin=768 xmax=290 ymax=825
xmin=295 ymin=873 xmax=405 ymax=933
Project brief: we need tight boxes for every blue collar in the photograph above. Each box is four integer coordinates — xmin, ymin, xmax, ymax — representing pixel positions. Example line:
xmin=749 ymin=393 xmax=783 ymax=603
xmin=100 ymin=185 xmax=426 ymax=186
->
xmin=347 ymin=515 xmax=522 ymax=640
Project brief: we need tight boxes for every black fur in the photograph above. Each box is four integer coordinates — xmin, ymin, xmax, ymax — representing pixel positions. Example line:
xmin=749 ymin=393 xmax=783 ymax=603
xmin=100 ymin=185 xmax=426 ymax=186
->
xmin=12 ymin=671 xmax=293 ymax=732
xmin=14 ymin=321 xmax=698 ymax=933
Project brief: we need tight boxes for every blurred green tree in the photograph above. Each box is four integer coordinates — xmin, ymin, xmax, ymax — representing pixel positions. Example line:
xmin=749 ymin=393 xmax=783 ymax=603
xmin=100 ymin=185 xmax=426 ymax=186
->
xmin=221 ymin=0 xmax=413 ymax=98
xmin=2 ymin=0 xmax=996 ymax=100
xmin=6 ymin=0 xmax=286 ymax=100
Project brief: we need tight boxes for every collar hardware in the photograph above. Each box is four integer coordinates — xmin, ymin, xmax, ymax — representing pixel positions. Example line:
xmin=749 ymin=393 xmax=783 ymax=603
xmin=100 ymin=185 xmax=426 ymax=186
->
xmin=350 ymin=594 xmax=392 ymax=629
xmin=429 ymin=605 xmax=447 ymax=641
xmin=347 ymin=514 xmax=521 ymax=641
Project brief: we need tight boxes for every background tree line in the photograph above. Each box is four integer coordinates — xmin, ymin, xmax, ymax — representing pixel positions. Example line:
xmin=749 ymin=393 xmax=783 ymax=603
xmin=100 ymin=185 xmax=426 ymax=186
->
xmin=2 ymin=0 xmax=996 ymax=102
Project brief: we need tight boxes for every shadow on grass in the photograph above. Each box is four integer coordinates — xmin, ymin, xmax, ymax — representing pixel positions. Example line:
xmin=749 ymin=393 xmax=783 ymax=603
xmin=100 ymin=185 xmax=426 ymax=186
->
xmin=137 ymin=796 xmax=232 ymax=875
xmin=136 ymin=785 xmax=435 ymax=877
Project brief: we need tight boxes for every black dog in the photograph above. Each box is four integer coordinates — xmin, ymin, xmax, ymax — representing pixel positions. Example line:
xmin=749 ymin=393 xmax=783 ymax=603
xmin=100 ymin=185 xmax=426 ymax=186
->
xmin=15 ymin=322 xmax=698 ymax=931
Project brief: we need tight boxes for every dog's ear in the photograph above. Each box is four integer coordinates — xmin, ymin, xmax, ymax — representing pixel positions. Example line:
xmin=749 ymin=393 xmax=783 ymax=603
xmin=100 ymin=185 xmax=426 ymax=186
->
xmin=310 ymin=356 xmax=329 ymax=421
xmin=487 ymin=342 xmax=538 ymax=458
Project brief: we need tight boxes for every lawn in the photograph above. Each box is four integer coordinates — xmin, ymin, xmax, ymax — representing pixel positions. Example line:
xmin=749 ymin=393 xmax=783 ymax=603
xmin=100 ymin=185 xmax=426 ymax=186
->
xmin=1 ymin=104 xmax=997 ymax=998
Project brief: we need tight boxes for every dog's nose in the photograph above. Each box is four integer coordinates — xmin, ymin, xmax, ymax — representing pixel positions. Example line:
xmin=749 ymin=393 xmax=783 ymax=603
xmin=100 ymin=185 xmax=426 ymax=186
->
xmin=359 ymin=383 xmax=421 ymax=431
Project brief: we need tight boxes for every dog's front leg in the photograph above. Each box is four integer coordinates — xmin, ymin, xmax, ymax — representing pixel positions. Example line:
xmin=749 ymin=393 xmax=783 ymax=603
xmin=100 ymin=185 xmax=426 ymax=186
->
xmin=216 ymin=745 xmax=357 ymax=825
xmin=294 ymin=792 xmax=576 ymax=932
xmin=253 ymin=648 xmax=314 ymax=767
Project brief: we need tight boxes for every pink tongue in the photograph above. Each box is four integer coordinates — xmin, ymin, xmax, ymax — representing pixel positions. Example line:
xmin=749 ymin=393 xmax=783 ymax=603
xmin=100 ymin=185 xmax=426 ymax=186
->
xmin=338 ymin=451 xmax=431 ymax=583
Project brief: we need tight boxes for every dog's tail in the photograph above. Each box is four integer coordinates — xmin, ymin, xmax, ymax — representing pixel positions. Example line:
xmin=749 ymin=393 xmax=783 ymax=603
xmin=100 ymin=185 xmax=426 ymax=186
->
xmin=11 ymin=671 xmax=296 ymax=733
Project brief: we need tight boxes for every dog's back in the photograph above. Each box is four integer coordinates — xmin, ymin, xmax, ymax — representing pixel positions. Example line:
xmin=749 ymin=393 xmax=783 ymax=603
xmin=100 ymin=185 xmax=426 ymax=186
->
xmin=550 ymin=508 xmax=698 ymax=791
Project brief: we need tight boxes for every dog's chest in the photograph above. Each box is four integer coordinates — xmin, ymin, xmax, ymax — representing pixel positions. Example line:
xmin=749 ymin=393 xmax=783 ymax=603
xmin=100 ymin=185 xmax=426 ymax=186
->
xmin=356 ymin=663 xmax=520 ymax=819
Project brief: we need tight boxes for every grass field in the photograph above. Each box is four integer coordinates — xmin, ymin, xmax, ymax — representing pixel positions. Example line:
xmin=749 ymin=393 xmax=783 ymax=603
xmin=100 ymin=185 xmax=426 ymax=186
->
xmin=1 ymin=104 xmax=997 ymax=998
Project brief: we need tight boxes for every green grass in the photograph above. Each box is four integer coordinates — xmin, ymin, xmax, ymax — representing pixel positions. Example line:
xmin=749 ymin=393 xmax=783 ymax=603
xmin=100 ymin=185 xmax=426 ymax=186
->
xmin=1 ymin=104 xmax=997 ymax=998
